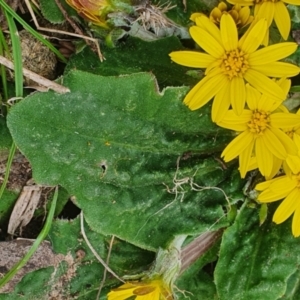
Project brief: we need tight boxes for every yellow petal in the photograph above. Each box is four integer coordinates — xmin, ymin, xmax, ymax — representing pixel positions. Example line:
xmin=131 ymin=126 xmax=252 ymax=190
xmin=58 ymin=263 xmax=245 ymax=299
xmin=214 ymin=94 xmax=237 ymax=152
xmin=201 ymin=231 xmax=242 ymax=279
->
xmin=254 ymin=3 xmax=262 ymax=15
xmin=266 ymin=156 xmax=282 ymax=180
xmin=230 ymin=77 xmax=246 ymax=116
xmin=244 ymin=69 xmax=285 ymax=100
xmin=284 ymin=0 xmax=300 ymax=4
xmin=239 ymin=6 xmax=251 ymax=24
xmin=255 ymin=176 xmax=283 ymax=191
xmin=239 ymin=141 xmax=254 ymax=178
xmin=270 ymin=127 xmax=297 ymax=155
xmin=248 ymin=43 xmax=297 ymax=65
xmin=257 ymin=94 xmax=280 ymax=112
xmin=108 ymin=284 xmax=136 ymax=300
xmin=217 ymin=110 xmax=251 ymax=131
xmin=270 ymin=113 xmax=300 ymax=128
xmin=266 ymin=175 xmax=295 ymax=194
xmin=190 ymin=26 xmax=224 ymax=58
xmin=255 ymin=136 xmax=274 ymax=177
xmin=212 ymin=84 xmax=231 ymax=122
xmin=169 ymin=51 xmax=215 ymax=68
xmin=190 ymin=13 xmax=203 ymax=22
xmin=247 ymin=156 xmax=257 ymax=171
xmin=261 ymin=29 xmax=269 ymax=47
xmin=239 ymin=18 xmax=267 ymax=53
xmin=263 ymin=128 xmax=287 ymax=159
xmin=246 ymin=84 xmax=261 ymax=111
xmin=205 ymin=60 xmax=222 ymax=75
xmin=252 ymin=62 xmax=300 ymax=78
xmin=205 ymin=64 xmax=224 ymax=77
xmin=255 ymin=2 xmax=275 ymax=26
xmin=194 ymin=14 xmax=222 ymax=42
xmin=273 ymin=188 xmax=299 ymax=223
xmin=277 ymin=77 xmax=291 ymax=95
xmin=220 ymin=14 xmax=238 ymax=51
xmin=184 ymin=74 xmax=227 ymax=109
xmin=293 ymin=132 xmax=300 ymax=151
xmin=222 ymin=131 xmax=254 ymax=161
xmin=238 ymin=18 xmax=255 ymax=46
xmin=286 ymin=154 xmax=300 ymax=174
xmin=274 ymin=1 xmax=291 ymax=40
xmin=258 ymin=176 xmax=295 ymax=201
xmin=292 ymin=205 xmax=300 ymax=237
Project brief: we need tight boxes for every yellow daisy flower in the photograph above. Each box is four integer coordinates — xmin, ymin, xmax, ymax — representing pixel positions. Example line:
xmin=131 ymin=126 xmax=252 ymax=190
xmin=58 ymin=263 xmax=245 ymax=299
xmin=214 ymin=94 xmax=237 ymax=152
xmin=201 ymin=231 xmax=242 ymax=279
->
xmin=227 ymin=0 xmax=300 ymax=40
xmin=169 ymin=14 xmax=299 ymax=122
xmin=107 ymin=279 xmax=173 ymax=300
xmin=208 ymin=1 xmax=253 ymax=27
xmin=237 ymin=81 xmax=293 ymax=179
xmin=246 ymin=108 xmax=300 ymax=179
xmin=217 ymin=83 xmax=300 ymax=178
xmin=256 ymin=172 xmax=300 ymax=237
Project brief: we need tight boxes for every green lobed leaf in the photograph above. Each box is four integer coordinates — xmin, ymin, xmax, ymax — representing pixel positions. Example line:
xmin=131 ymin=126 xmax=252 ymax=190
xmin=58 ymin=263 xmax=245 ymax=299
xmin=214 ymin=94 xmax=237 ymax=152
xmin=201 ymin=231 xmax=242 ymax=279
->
xmin=215 ymin=202 xmax=300 ymax=300
xmin=65 ymin=36 xmax=199 ymax=89
xmin=7 ymin=70 xmax=243 ymax=250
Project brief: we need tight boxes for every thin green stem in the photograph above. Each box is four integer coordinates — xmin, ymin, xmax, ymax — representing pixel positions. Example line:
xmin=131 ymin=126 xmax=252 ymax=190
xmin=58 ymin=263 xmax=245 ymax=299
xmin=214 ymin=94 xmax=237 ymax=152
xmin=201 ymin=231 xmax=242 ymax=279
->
xmin=5 ymin=10 xmax=23 ymax=97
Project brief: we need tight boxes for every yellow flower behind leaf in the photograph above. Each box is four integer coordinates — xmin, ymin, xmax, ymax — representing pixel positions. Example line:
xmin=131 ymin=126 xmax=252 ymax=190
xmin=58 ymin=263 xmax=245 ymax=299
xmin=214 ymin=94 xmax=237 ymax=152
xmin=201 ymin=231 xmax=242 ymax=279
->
xmin=256 ymin=173 xmax=300 ymax=237
xmin=169 ymin=14 xmax=299 ymax=122
xmin=107 ymin=279 xmax=173 ymax=300
xmin=218 ymin=82 xmax=300 ymax=178
xmin=227 ymin=0 xmax=300 ymax=40
xmin=66 ymin=0 xmax=111 ymax=28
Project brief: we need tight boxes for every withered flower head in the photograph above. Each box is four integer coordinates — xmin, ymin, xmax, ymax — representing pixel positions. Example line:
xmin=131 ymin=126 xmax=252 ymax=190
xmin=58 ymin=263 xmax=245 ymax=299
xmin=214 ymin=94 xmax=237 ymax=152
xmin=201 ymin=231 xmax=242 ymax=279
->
xmin=66 ymin=0 xmax=112 ymax=28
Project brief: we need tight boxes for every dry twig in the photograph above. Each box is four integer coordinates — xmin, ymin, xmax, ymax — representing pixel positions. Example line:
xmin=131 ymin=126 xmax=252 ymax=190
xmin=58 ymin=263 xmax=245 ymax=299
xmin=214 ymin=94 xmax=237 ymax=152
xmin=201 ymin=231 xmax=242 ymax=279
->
xmin=0 ymin=55 xmax=70 ymax=93
xmin=96 ymin=235 xmax=115 ymax=300
xmin=80 ymin=211 xmax=124 ymax=283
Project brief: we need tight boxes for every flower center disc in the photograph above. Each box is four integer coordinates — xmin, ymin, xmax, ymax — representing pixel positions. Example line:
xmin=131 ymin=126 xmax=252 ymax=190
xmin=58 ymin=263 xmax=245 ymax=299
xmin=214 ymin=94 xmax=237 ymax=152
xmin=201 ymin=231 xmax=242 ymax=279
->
xmin=248 ymin=110 xmax=270 ymax=135
xmin=220 ymin=49 xmax=249 ymax=80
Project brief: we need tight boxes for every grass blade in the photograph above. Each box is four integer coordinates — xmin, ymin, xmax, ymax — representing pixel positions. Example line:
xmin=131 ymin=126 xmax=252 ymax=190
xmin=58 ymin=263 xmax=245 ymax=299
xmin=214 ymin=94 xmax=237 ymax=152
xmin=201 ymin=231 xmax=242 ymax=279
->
xmin=0 ymin=186 xmax=58 ymax=288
